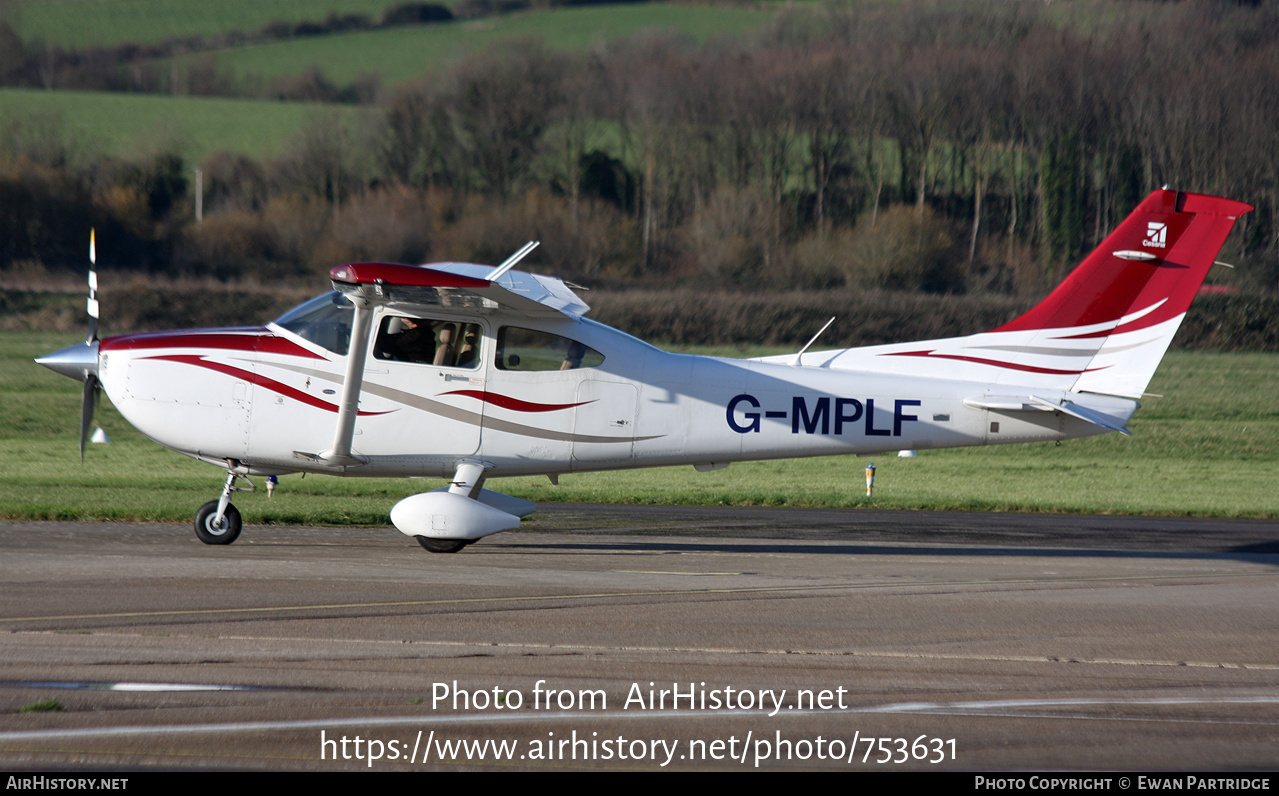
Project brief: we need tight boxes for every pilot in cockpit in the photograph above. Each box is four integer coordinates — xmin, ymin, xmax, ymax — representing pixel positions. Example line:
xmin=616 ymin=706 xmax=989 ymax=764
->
xmin=376 ymin=317 xmax=434 ymax=364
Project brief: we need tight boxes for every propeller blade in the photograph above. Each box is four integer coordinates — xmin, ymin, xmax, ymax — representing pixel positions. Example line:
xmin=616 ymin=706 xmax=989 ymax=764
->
xmin=87 ymin=228 xmax=99 ymax=344
xmin=79 ymin=373 xmax=99 ymax=462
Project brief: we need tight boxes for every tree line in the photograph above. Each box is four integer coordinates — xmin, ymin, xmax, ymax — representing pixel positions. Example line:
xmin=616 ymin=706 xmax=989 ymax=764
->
xmin=3 ymin=0 xmax=1278 ymax=301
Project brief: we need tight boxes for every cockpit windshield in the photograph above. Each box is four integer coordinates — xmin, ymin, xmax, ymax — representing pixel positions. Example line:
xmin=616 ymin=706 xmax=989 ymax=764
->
xmin=272 ymin=292 xmax=354 ymax=355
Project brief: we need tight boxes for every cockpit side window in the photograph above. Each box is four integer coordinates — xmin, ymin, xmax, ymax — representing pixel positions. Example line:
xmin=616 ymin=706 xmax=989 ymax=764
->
xmin=273 ymin=292 xmax=353 ymax=355
xmin=495 ymin=327 xmax=604 ymax=371
xmin=374 ymin=316 xmax=483 ymax=369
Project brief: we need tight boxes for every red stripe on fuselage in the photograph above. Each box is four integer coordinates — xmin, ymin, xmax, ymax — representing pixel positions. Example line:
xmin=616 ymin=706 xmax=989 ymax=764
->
xmin=439 ymin=389 xmax=592 ymax=412
xmin=884 ymin=349 xmax=1106 ymax=375
xmin=101 ymin=328 xmax=325 ymax=359
xmin=146 ymin=354 xmax=388 ymax=416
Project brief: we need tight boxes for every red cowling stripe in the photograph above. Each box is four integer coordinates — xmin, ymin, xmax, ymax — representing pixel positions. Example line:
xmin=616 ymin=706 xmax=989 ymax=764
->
xmin=146 ymin=355 xmax=389 ymax=416
xmin=102 ymin=329 xmax=325 ymax=360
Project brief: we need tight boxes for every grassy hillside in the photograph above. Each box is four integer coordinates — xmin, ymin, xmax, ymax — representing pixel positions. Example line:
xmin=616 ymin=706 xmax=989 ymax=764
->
xmin=5 ymin=0 xmax=413 ymax=49
xmin=171 ymin=4 xmax=781 ymax=86
xmin=0 ymin=88 xmax=371 ymax=162
xmin=2 ymin=3 xmax=782 ymax=160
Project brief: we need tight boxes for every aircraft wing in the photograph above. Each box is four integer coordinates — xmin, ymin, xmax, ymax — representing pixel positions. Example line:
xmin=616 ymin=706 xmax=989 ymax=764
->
xmin=329 ymin=261 xmax=590 ymax=319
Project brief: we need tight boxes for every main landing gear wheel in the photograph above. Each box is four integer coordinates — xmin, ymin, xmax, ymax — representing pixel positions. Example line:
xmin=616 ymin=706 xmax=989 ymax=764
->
xmin=194 ymin=501 xmax=242 ymax=545
xmin=416 ymin=536 xmax=468 ymax=554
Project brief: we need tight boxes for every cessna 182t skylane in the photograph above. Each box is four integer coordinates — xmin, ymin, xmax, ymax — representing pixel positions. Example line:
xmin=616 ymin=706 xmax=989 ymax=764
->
xmin=37 ymin=188 xmax=1250 ymax=553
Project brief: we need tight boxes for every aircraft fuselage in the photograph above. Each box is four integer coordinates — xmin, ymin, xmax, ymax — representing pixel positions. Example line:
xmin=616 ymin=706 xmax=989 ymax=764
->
xmin=99 ymin=304 xmax=1130 ymax=481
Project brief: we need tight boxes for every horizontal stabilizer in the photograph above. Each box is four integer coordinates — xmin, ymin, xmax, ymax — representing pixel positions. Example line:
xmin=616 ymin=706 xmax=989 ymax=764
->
xmin=1028 ymin=396 xmax=1132 ymax=436
xmin=964 ymin=395 xmax=1132 ymax=436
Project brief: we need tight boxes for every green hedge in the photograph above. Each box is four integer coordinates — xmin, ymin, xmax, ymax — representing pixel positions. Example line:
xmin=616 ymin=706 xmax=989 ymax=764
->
xmin=4 ymin=286 xmax=1276 ymax=351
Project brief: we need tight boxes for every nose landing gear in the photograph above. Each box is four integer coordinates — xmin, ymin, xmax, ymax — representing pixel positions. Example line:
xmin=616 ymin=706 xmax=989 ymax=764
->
xmin=194 ymin=467 xmax=254 ymax=545
xmin=195 ymin=500 xmax=242 ymax=545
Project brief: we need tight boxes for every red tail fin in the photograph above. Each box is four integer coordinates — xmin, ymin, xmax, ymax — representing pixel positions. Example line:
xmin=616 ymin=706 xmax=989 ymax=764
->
xmin=778 ymin=189 xmax=1249 ymax=400
xmin=996 ymin=189 xmax=1251 ymax=336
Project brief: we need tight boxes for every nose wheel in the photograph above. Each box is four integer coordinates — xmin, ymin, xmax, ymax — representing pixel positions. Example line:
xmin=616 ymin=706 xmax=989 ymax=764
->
xmin=195 ymin=501 xmax=242 ymax=544
xmin=194 ymin=468 xmax=253 ymax=545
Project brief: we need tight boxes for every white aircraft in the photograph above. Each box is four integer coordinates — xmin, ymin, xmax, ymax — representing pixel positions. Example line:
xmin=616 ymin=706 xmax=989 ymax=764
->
xmin=37 ymin=189 xmax=1250 ymax=553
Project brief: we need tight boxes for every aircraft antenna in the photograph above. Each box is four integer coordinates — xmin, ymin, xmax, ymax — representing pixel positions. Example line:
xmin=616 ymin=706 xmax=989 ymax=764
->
xmin=791 ymin=316 xmax=835 ymax=366
xmin=486 ymin=241 xmax=539 ymax=282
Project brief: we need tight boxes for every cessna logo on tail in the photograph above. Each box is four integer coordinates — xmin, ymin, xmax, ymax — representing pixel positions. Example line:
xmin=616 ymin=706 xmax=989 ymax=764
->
xmin=1143 ymin=221 xmax=1167 ymax=248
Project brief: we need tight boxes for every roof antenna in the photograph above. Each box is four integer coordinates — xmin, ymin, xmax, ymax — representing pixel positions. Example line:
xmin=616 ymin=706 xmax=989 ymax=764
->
xmin=486 ymin=241 xmax=539 ymax=282
xmin=792 ymin=316 xmax=835 ymax=366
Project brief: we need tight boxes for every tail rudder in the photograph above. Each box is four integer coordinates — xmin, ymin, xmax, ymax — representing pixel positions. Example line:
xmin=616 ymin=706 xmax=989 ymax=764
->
xmin=774 ymin=189 xmax=1250 ymax=399
xmin=1008 ymin=189 xmax=1250 ymax=397
xmin=996 ymin=190 xmax=1250 ymax=332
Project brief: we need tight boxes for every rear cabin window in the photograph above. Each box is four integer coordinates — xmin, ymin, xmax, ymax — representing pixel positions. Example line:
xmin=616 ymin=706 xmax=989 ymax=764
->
xmin=495 ymin=327 xmax=604 ymax=371
xmin=373 ymin=316 xmax=482 ymax=369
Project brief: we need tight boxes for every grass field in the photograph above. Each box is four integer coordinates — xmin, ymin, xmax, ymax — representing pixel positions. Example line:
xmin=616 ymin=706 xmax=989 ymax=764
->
xmin=2 ymin=3 xmax=781 ymax=161
xmin=0 ymin=88 xmax=371 ymax=162
xmin=3 ymin=332 xmax=1277 ymax=526
xmin=177 ymin=4 xmax=782 ymax=86
xmin=6 ymin=0 xmax=415 ymax=49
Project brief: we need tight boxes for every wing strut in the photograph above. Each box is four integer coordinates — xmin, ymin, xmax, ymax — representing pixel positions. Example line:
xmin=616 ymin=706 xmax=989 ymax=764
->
xmin=325 ymin=299 xmax=375 ymax=465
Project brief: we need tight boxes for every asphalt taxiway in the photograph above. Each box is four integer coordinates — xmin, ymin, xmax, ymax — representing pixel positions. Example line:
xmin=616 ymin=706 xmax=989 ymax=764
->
xmin=1 ymin=505 xmax=1277 ymax=770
